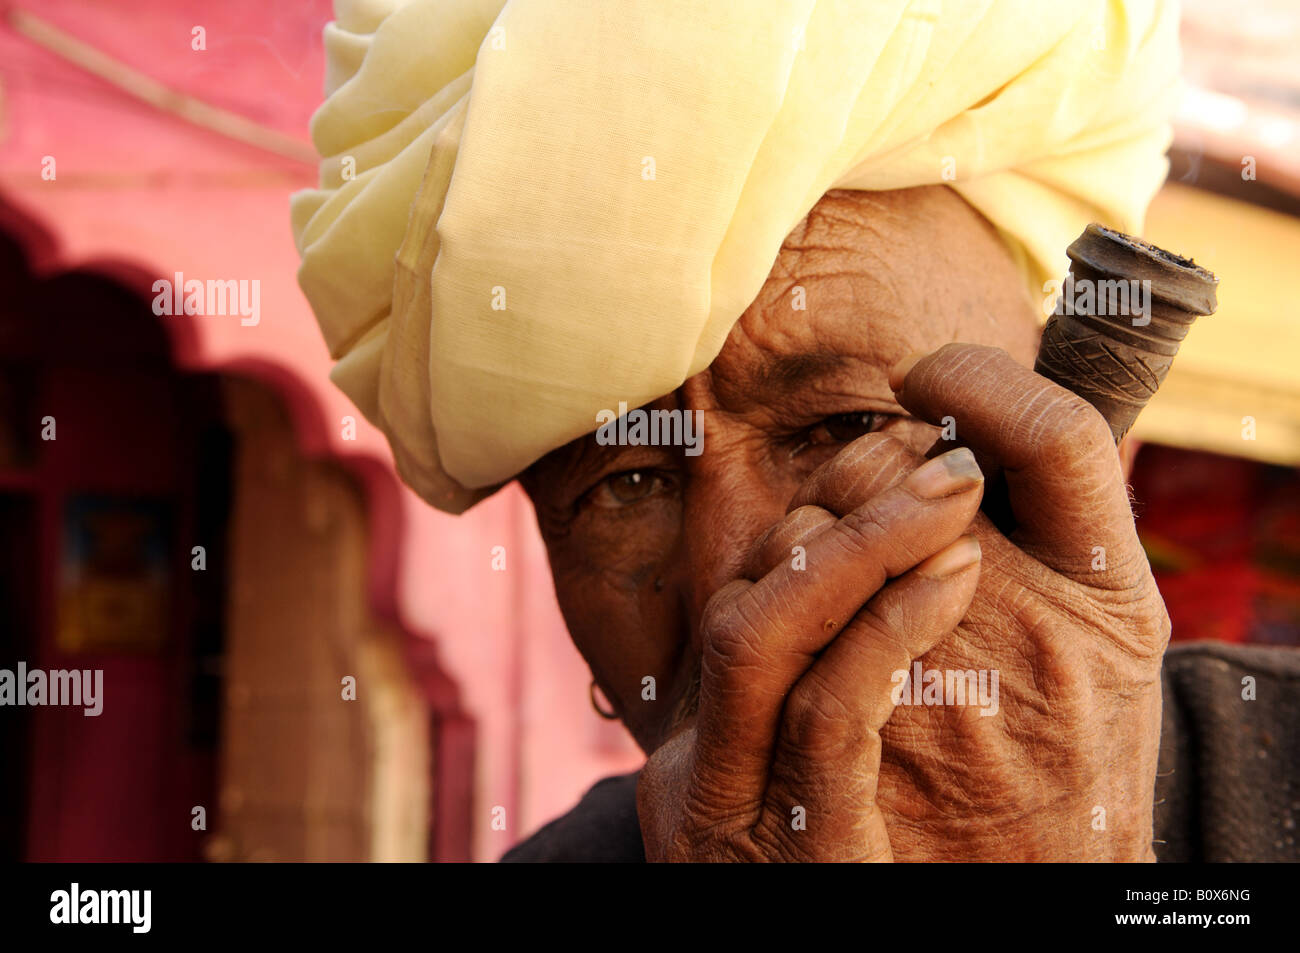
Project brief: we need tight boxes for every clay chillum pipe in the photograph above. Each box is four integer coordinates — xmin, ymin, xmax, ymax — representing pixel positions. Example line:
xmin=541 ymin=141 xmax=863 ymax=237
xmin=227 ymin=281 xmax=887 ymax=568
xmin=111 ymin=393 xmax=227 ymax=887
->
xmin=1034 ymin=222 xmax=1219 ymax=444
xmin=955 ymin=224 xmax=1218 ymax=534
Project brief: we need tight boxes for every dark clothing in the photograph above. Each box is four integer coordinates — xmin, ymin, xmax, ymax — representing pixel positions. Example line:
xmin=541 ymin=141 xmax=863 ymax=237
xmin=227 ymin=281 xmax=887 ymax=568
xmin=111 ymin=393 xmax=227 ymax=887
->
xmin=502 ymin=641 xmax=1300 ymax=862
xmin=1154 ymin=641 xmax=1300 ymax=861
xmin=501 ymin=772 xmax=645 ymax=863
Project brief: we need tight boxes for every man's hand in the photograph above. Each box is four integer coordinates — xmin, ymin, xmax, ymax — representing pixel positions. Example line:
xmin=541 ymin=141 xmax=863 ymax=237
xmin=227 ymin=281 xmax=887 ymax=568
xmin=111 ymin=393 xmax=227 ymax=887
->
xmin=639 ymin=342 xmax=1169 ymax=861
xmin=637 ymin=440 xmax=987 ymax=861
xmin=876 ymin=343 xmax=1170 ymax=860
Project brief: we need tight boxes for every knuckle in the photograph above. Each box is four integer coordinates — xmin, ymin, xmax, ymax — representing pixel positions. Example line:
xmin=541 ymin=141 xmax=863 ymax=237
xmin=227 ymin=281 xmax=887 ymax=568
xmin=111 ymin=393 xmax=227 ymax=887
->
xmin=781 ymin=676 xmax=854 ymax=758
xmin=786 ymin=503 xmax=834 ymax=530
xmin=699 ymin=581 xmax=746 ymax=638
xmin=831 ymin=504 xmax=890 ymax=560
xmin=1029 ymin=388 xmax=1114 ymax=466
xmin=851 ymin=605 xmax=915 ymax=664
xmin=791 ymin=433 xmax=909 ymax=512
xmin=761 ymin=506 xmax=831 ymax=563
xmin=1126 ymin=584 xmax=1173 ymax=658
xmin=700 ymin=587 xmax=767 ymax=671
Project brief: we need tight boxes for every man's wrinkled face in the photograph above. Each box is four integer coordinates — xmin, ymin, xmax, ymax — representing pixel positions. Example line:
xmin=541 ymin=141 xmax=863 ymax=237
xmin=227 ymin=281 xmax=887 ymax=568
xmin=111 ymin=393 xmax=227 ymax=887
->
xmin=520 ymin=186 xmax=1042 ymax=754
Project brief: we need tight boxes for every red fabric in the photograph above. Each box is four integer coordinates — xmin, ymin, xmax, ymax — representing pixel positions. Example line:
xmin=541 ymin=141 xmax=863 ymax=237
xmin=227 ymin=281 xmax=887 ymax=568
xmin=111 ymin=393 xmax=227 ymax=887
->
xmin=1130 ymin=444 xmax=1300 ymax=646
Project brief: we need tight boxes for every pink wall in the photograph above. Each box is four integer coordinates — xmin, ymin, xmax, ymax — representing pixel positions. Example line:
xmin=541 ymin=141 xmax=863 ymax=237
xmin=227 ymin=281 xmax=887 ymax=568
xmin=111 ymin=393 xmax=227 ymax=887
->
xmin=0 ymin=0 xmax=643 ymax=861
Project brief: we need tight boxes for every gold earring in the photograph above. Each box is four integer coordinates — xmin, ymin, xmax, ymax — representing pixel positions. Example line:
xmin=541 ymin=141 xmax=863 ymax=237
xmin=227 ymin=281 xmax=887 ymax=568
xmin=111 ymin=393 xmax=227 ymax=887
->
xmin=589 ymin=680 xmax=620 ymax=720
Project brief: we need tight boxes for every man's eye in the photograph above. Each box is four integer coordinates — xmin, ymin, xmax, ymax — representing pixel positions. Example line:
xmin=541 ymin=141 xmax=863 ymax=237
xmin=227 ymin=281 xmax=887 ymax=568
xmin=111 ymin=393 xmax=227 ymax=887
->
xmin=807 ymin=411 xmax=882 ymax=446
xmin=589 ymin=469 xmax=671 ymax=508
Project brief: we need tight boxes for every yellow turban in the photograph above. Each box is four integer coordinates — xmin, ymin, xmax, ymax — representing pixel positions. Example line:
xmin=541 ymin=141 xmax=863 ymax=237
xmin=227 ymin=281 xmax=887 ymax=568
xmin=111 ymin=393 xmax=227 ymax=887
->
xmin=291 ymin=0 xmax=1181 ymax=513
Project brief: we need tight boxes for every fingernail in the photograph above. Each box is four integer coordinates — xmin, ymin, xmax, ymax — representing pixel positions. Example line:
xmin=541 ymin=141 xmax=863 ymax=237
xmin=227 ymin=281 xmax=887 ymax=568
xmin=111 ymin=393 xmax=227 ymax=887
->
xmin=904 ymin=447 xmax=983 ymax=499
xmin=916 ymin=536 xmax=981 ymax=578
xmin=888 ymin=350 xmax=927 ymax=392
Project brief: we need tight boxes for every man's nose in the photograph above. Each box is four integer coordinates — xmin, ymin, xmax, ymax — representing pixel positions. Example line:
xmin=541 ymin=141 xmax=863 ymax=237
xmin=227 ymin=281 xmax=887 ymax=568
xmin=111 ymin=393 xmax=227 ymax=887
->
xmin=676 ymin=453 xmax=789 ymax=636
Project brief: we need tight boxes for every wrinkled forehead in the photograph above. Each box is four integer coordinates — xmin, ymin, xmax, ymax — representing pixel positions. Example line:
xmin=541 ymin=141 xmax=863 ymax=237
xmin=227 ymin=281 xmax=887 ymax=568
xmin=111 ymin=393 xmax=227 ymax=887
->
xmin=704 ymin=187 xmax=1037 ymax=408
xmin=523 ymin=186 xmax=1039 ymax=486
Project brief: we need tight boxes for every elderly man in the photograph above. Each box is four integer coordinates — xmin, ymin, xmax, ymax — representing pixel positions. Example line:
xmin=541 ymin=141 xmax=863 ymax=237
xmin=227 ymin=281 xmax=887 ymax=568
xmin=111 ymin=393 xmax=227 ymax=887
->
xmin=292 ymin=0 xmax=1300 ymax=861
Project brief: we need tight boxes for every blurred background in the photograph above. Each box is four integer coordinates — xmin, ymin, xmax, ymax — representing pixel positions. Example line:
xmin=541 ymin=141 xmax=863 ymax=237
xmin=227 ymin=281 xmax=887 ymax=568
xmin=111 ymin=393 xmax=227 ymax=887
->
xmin=0 ymin=0 xmax=1296 ymax=862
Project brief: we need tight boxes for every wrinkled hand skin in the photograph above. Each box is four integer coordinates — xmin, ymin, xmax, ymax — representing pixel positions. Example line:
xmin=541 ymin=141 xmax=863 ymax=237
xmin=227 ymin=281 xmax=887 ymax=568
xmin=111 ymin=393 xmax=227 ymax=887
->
xmin=880 ymin=346 xmax=1170 ymax=862
xmin=639 ymin=442 xmax=986 ymax=862
xmin=641 ymin=345 xmax=1169 ymax=863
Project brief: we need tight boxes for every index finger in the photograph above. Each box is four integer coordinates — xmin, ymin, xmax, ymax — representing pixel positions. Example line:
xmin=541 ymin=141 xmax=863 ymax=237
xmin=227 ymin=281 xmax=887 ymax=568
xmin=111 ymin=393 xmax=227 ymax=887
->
xmin=889 ymin=342 xmax=1145 ymax=589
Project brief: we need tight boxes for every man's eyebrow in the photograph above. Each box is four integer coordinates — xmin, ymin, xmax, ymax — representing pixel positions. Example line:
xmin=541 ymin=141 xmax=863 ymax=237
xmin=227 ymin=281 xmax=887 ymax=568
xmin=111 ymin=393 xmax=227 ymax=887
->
xmin=756 ymin=353 xmax=849 ymax=393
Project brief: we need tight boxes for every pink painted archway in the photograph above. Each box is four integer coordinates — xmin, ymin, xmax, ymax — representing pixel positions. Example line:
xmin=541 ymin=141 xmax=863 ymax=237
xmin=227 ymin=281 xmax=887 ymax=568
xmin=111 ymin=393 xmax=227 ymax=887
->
xmin=0 ymin=0 xmax=643 ymax=861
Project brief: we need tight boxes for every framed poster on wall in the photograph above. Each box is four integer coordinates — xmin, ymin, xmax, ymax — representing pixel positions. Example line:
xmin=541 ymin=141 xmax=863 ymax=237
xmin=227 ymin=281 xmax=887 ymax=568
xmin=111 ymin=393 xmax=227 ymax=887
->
xmin=57 ymin=496 xmax=172 ymax=654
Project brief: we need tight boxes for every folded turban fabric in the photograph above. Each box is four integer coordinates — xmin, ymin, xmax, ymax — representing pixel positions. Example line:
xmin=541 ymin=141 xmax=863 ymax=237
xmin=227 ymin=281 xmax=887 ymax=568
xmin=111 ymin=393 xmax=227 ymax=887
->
xmin=291 ymin=0 xmax=1182 ymax=514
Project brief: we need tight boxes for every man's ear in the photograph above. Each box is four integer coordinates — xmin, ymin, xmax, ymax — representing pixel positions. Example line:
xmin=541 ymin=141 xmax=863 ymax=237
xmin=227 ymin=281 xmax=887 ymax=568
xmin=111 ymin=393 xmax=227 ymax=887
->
xmin=1118 ymin=435 xmax=1141 ymax=481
